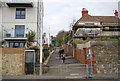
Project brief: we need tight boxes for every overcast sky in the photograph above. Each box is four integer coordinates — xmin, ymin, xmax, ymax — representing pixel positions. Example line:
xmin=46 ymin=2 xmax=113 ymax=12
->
xmin=43 ymin=0 xmax=119 ymax=36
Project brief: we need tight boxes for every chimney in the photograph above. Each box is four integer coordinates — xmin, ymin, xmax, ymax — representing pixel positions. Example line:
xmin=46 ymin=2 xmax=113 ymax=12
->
xmin=82 ymin=8 xmax=88 ymax=16
xmin=114 ymin=10 xmax=118 ymax=16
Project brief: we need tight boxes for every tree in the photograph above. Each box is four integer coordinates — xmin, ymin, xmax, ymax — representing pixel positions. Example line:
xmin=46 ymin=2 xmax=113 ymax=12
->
xmin=0 ymin=40 xmax=7 ymax=48
xmin=27 ymin=30 xmax=36 ymax=48
xmin=55 ymin=30 xmax=70 ymax=46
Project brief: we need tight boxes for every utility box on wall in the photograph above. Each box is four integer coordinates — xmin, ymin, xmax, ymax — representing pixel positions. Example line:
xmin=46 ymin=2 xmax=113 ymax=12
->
xmin=25 ymin=50 xmax=35 ymax=74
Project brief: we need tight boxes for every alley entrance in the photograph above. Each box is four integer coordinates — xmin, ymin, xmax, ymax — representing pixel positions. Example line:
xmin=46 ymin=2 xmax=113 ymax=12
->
xmin=43 ymin=47 xmax=86 ymax=79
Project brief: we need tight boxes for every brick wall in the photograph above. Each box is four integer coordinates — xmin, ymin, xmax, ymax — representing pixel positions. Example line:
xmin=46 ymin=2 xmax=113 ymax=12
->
xmin=64 ymin=45 xmax=86 ymax=64
xmin=64 ymin=45 xmax=97 ymax=73
xmin=2 ymin=48 xmax=25 ymax=54
xmin=74 ymin=48 xmax=86 ymax=64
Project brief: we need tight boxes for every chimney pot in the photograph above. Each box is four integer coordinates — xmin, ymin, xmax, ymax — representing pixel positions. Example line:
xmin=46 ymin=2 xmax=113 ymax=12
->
xmin=82 ymin=8 xmax=88 ymax=16
xmin=114 ymin=10 xmax=118 ymax=16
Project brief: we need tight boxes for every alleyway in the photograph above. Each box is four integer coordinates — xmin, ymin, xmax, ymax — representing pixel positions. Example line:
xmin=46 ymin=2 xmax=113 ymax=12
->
xmin=43 ymin=47 xmax=86 ymax=79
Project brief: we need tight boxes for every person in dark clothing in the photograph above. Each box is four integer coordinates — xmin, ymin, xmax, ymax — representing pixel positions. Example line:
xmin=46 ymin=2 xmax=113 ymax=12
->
xmin=61 ymin=49 xmax=64 ymax=54
xmin=61 ymin=54 xmax=66 ymax=63
xmin=58 ymin=49 xmax=62 ymax=58
xmin=61 ymin=49 xmax=64 ymax=57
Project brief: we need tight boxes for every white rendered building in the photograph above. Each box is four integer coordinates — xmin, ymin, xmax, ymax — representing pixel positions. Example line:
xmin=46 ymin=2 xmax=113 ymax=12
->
xmin=0 ymin=0 xmax=43 ymax=48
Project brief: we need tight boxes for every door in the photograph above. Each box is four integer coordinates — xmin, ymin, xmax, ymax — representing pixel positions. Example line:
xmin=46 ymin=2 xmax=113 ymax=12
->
xmin=25 ymin=50 xmax=35 ymax=74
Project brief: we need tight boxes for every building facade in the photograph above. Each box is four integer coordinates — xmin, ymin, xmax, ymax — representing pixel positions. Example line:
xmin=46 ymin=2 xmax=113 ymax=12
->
xmin=0 ymin=0 xmax=43 ymax=48
xmin=0 ymin=0 xmax=44 ymax=75
xmin=73 ymin=8 xmax=120 ymax=39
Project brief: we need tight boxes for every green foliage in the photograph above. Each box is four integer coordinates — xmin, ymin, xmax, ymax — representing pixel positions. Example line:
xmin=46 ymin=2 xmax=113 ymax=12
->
xmin=83 ymin=37 xmax=91 ymax=43
xmin=27 ymin=30 xmax=36 ymax=42
xmin=101 ymin=37 xmax=120 ymax=41
xmin=1 ymin=40 xmax=6 ymax=45
xmin=27 ymin=30 xmax=36 ymax=47
xmin=30 ymin=45 xmax=40 ymax=51
xmin=0 ymin=40 xmax=7 ymax=48
xmin=73 ymin=41 xmax=77 ymax=48
xmin=55 ymin=30 xmax=70 ymax=46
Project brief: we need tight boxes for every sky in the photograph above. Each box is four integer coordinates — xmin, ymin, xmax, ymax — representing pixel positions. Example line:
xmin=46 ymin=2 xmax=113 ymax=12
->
xmin=43 ymin=0 xmax=119 ymax=36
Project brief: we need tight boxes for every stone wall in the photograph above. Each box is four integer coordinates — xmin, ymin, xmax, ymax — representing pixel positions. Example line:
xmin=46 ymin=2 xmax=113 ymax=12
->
xmin=93 ymin=45 xmax=118 ymax=74
xmin=1 ymin=48 xmax=25 ymax=75
xmin=77 ymin=40 xmax=119 ymax=49
xmin=0 ymin=48 xmax=2 ymax=80
xmin=91 ymin=40 xmax=119 ymax=47
xmin=65 ymin=40 xmax=119 ymax=75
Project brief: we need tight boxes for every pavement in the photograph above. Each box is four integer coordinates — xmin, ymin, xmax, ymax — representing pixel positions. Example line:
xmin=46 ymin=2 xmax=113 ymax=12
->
xmin=2 ymin=47 xmax=119 ymax=80
xmin=42 ymin=48 xmax=86 ymax=79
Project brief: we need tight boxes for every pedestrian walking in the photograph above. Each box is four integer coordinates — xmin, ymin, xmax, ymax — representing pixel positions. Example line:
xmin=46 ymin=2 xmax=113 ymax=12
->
xmin=58 ymin=49 xmax=62 ymax=58
xmin=61 ymin=54 xmax=66 ymax=63
xmin=61 ymin=48 xmax=64 ymax=54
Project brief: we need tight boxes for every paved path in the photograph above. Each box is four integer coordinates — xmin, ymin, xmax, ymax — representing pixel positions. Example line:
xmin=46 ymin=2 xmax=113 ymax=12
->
xmin=42 ymin=48 xmax=86 ymax=79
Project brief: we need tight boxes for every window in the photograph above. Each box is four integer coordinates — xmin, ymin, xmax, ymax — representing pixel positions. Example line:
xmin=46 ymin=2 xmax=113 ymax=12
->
xmin=9 ymin=42 xmax=25 ymax=48
xmin=14 ymin=42 xmax=19 ymax=47
xmin=9 ymin=42 xmax=14 ymax=48
xmin=85 ymin=23 xmax=94 ymax=25
xmin=15 ymin=25 xmax=25 ymax=37
xmin=6 ymin=34 xmax=11 ymax=37
xmin=20 ymin=42 xmax=25 ymax=48
xmin=16 ymin=8 xmax=26 ymax=19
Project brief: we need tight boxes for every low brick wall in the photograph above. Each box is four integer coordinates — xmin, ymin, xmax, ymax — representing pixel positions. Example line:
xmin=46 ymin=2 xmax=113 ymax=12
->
xmin=1 ymin=48 xmax=25 ymax=75
xmin=74 ymin=48 xmax=86 ymax=64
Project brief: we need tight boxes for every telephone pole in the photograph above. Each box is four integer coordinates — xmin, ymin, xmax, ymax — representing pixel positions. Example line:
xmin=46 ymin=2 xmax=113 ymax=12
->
xmin=37 ymin=0 xmax=44 ymax=75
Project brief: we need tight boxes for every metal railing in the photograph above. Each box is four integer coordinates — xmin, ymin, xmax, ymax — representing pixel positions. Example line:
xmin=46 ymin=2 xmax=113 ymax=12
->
xmin=3 ymin=29 xmax=29 ymax=38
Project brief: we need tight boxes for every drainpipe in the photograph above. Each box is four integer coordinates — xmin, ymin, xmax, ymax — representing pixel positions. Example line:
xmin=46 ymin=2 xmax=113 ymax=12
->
xmin=72 ymin=30 xmax=75 ymax=57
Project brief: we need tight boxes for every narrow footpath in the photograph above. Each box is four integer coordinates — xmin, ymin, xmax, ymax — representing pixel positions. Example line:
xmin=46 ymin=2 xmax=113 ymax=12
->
xmin=43 ymin=47 xmax=86 ymax=79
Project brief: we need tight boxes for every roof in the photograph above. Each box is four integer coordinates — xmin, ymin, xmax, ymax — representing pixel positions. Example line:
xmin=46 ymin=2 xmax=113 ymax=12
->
xmin=6 ymin=3 xmax=33 ymax=7
xmin=74 ymin=15 xmax=120 ymax=27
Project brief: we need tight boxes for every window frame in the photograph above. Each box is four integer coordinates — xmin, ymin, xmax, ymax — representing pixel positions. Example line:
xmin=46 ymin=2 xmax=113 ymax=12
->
xmin=9 ymin=42 xmax=25 ymax=48
xmin=16 ymin=8 xmax=26 ymax=19
xmin=15 ymin=25 xmax=25 ymax=37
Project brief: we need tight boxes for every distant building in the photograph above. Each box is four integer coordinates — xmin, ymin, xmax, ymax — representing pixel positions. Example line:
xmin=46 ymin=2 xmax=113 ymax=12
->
xmin=0 ymin=0 xmax=44 ymax=48
xmin=73 ymin=8 xmax=120 ymax=39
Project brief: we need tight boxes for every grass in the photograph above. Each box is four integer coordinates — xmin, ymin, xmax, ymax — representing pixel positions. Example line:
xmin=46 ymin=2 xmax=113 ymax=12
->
xmin=101 ymin=37 xmax=120 ymax=41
